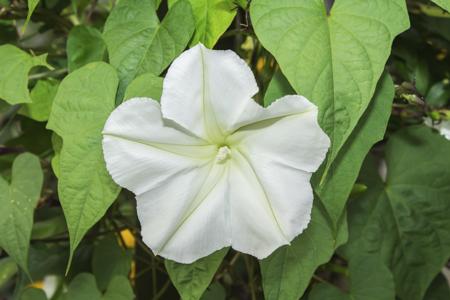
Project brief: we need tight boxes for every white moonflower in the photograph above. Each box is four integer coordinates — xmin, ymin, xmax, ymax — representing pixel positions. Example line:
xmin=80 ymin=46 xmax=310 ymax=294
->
xmin=102 ymin=44 xmax=330 ymax=263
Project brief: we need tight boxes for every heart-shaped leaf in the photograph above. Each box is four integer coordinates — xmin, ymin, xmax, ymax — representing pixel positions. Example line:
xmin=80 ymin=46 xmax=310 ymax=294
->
xmin=312 ymin=73 xmax=395 ymax=224
xmin=259 ymin=201 xmax=347 ymax=300
xmin=0 ymin=45 xmax=50 ymax=105
xmin=309 ymin=254 xmax=395 ymax=300
xmin=169 ymin=0 xmax=237 ymax=48
xmin=19 ymin=79 xmax=59 ymax=122
xmin=67 ymin=25 xmax=106 ymax=72
xmin=103 ymin=0 xmax=195 ymax=100
xmin=0 ymin=153 xmax=43 ymax=275
xmin=344 ymin=126 xmax=450 ymax=300
xmin=251 ymin=0 xmax=409 ymax=175
xmin=165 ymin=248 xmax=228 ymax=300
xmin=47 ymin=62 xmax=121 ymax=269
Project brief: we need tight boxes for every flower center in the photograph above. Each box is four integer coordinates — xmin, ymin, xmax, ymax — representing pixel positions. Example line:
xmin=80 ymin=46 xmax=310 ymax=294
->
xmin=215 ymin=146 xmax=231 ymax=163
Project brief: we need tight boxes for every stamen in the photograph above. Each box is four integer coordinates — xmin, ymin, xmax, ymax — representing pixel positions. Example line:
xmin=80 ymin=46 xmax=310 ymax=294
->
xmin=216 ymin=146 xmax=231 ymax=163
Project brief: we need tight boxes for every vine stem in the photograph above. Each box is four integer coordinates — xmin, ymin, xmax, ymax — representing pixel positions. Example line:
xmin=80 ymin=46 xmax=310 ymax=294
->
xmin=30 ymin=227 xmax=127 ymax=243
xmin=0 ymin=104 xmax=20 ymax=126
xmin=244 ymin=255 xmax=257 ymax=300
xmin=229 ymin=252 xmax=241 ymax=266
xmin=109 ymin=217 xmax=127 ymax=248
xmin=152 ymin=280 xmax=171 ymax=300
xmin=151 ymin=255 xmax=157 ymax=299
xmin=313 ymin=274 xmax=328 ymax=284
xmin=28 ymin=68 xmax=68 ymax=81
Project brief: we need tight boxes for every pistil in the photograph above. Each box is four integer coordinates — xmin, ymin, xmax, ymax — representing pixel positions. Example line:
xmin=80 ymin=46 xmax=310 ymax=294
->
xmin=215 ymin=146 xmax=231 ymax=163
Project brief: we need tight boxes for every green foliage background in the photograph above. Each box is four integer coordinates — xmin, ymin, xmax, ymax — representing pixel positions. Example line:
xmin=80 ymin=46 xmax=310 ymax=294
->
xmin=0 ymin=0 xmax=449 ymax=299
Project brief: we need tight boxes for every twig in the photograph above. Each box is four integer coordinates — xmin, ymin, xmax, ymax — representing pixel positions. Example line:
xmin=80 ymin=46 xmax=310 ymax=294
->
xmin=135 ymin=265 xmax=153 ymax=279
xmin=152 ymin=280 xmax=171 ymax=300
xmin=30 ymin=227 xmax=127 ymax=243
xmin=0 ymin=146 xmax=24 ymax=156
xmin=244 ymin=255 xmax=257 ymax=300
xmin=28 ymin=68 xmax=68 ymax=81
xmin=86 ymin=0 xmax=99 ymax=22
xmin=0 ymin=105 xmax=21 ymax=143
xmin=135 ymin=237 xmax=156 ymax=258
xmin=151 ymin=255 xmax=157 ymax=298
xmin=313 ymin=274 xmax=328 ymax=284
xmin=229 ymin=252 xmax=240 ymax=266
xmin=0 ymin=104 xmax=21 ymax=127
xmin=109 ymin=217 xmax=127 ymax=248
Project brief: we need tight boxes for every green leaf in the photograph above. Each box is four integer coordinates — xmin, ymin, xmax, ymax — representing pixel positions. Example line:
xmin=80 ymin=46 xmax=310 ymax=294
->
xmin=251 ymin=0 xmax=409 ymax=172
xmin=6 ymin=118 xmax=52 ymax=156
xmin=123 ymin=73 xmax=163 ymax=101
xmin=65 ymin=274 xmax=133 ymax=300
xmin=67 ymin=26 xmax=106 ymax=72
xmin=47 ymin=62 xmax=121 ymax=269
xmin=312 ymin=74 xmax=394 ymax=224
xmin=263 ymin=69 xmax=295 ymax=107
xmin=169 ymin=0 xmax=237 ymax=48
xmin=0 ymin=45 xmax=51 ymax=105
xmin=31 ymin=207 xmax=67 ymax=240
xmin=264 ymin=71 xmax=394 ymax=226
xmin=345 ymin=126 xmax=450 ymax=300
xmin=103 ymin=0 xmax=195 ymax=101
xmin=0 ymin=153 xmax=43 ymax=275
xmin=200 ymin=283 xmax=226 ymax=300
xmin=234 ymin=0 xmax=248 ymax=9
xmin=260 ymin=200 xmax=347 ymax=300
xmin=309 ymin=254 xmax=395 ymax=300
xmin=66 ymin=273 xmax=102 ymax=300
xmin=92 ymin=235 xmax=132 ymax=291
xmin=19 ymin=79 xmax=59 ymax=122
xmin=0 ymin=258 xmax=18 ymax=289
xmin=24 ymin=0 xmax=40 ymax=32
xmin=309 ymin=283 xmax=346 ymax=300
xmin=424 ymin=273 xmax=450 ymax=300
xmin=432 ymin=0 xmax=450 ymax=11
xmin=391 ymin=44 xmax=431 ymax=95
xmin=27 ymin=244 xmax=68 ymax=280
xmin=0 ymin=22 xmax=18 ymax=45
xmin=50 ymin=133 xmax=62 ymax=178
xmin=413 ymin=57 xmax=431 ymax=96
xmin=165 ymin=248 xmax=228 ymax=300
xmin=20 ymin=287 xmax=47 ymax=300
xmin=426 ymin=81 xmax=450 ymax=107
xmin=154 ymin=0 xmax=163 ymax=8
xmin=102 ymin=276 xmax=134 ymax=300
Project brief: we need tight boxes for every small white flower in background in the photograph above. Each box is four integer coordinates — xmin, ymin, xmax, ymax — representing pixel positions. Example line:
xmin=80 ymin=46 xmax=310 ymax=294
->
xmin=102 ymin=44 xmax=330 ymax=263
xmin=42 ymin=275 xmax=60 ymax=299
xmin=424 ymin=117 xmax=450 ymax=140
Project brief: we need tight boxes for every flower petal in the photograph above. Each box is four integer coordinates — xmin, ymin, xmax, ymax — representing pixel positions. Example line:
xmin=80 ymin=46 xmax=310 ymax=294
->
xmin=138 ymin=162 xmax=231 ymax=263
xmin=229 ymin=149 xmax=313 ymax=259
xmin=224 ymin=95 xmax=329 ymax=258
xmin=102 ymin=98 xmax=216 ymax=195
xmin=228 ymin=95 xmax=330 ymax=173
xmin=161 ymin=44 xmax=259 ymax=143
xmin=102 ymin=98 xmax=231 ymax=263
